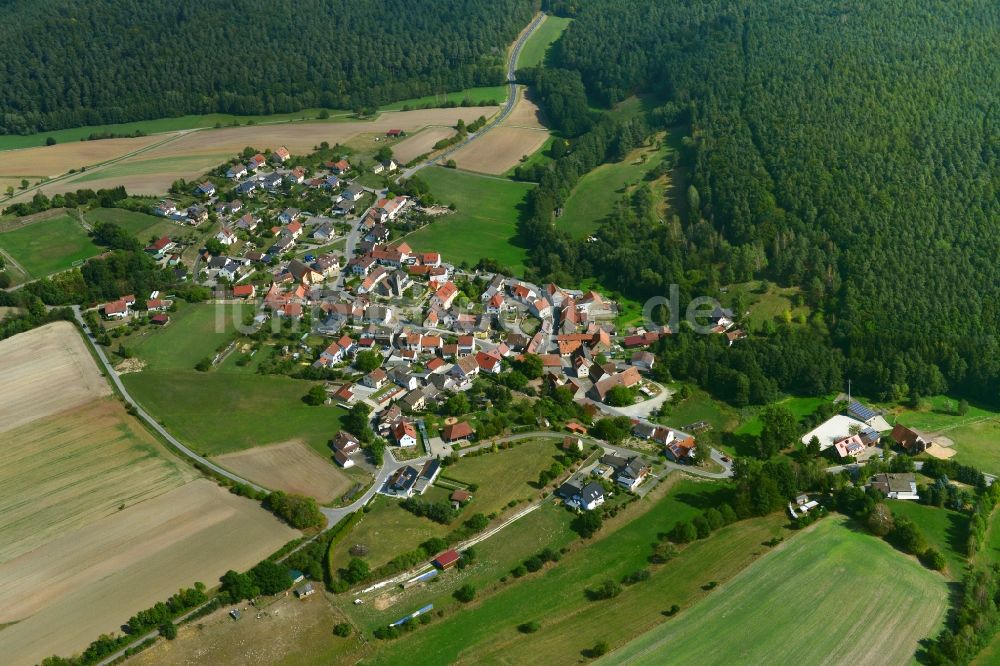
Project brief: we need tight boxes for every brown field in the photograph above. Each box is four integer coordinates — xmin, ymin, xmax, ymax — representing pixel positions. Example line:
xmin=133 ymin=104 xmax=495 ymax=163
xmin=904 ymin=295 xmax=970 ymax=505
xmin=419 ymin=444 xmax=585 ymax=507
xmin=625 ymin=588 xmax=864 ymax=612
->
xmin=0 ymin=321 xmax=111 ymax=434
xmin=1 ymin=135 xmax=162 ymax=178
xmin=503 ymin=94 xmax=547 ymax=129
xmin=0 ymin=480 xmax=298 ymax=666
xmin=392 ymin=127 xmax=459 ymax=163
xmin=451 ymin=126 xmax=549 ymax=174
xmin=0 ymin=322 xmax=298 ymax=666
xmin=216 ymin=440 xmax=351 ymax=502
xmin=129 ymin=592 xmax=365 ymax=666
xmin=11 ymin=108 xmax=497 ymax=202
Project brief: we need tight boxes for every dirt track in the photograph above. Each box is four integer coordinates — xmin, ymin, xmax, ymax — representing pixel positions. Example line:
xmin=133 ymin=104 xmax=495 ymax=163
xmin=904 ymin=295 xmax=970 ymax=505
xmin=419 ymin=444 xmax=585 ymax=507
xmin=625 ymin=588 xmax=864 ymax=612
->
xmin=216 ymin=440 xmax=352 ymax=503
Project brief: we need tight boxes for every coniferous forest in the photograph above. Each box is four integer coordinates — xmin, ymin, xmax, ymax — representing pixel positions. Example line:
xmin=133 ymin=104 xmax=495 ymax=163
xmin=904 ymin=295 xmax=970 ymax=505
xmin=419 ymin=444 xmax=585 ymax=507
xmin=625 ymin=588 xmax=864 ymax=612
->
xmin=523 ymin=0 xmax=1000 ymax=405
xmin=0 ymin=0 xmax=535 ymax=134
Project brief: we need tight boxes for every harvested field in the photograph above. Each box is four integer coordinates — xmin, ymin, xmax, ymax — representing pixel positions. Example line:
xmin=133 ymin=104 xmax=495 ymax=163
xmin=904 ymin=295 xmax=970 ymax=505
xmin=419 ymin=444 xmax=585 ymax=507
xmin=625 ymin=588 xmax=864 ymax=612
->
xmin=393 ymin=127 xmax=458 ymax=163
xmin=11 ymin=108 xmax=497 ymax=202
xmin=0 ymin=480 xmax=297 ymax=666
xmin=135 ymin=108 xmax=497 ymax=158
xmin=503 ymin=94 xmax=547 ymax=129
xmin=0 ymin=398 xmax=195 ymax=562
xmin=1 ymin=135 xmax=162 ymax=177
xmin=0 ymin=321 xmax=111 ymax=434
xmin=129 ymin=592 xmax=365 ymax=666
xmin=605 ymin=517 xmax=948 ymax=665
xmin=0 ymin=322 xmax=298 ymax=665
xmin=216 ymin=440 xmax=351 ymax=502
xmin=451 ymin=126 xmax=549 ymax=174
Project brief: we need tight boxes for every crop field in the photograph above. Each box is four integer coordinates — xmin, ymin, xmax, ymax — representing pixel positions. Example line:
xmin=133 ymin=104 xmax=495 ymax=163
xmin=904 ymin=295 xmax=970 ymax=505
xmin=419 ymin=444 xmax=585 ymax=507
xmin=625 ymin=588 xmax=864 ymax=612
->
xmin=0 ymin=480 xmax=297 ymax=666
xmin=216 ymin=440 xmax=352 ymax=503
xmin=0 ymin=322 xmax=297 ymax=665
xmin=557 ymin=134 xmax=673 ymax=238
xmin=606 ymin=517 xmax=948 ymax=665
xmin=8 ymin=107 xmax=499 ymax=203
xmin=452 ymin=126 xmax=549 ymax=175
xmin=392 ymin=127 xmax=458 ymax=163
xmin=405 ymin=167 xmax=533 ymax=273
xmin=0 ymin=135 xmax=162 ymax=177
xmin=516 ymin=15 xmax=572 ymax=69
xmin=368 ymin=478 xmax=792 ymax=665
xmin=0 ymin=322 xmax=111 ymax=433
xmin=0 ymin=213 xmax=100 ymax=278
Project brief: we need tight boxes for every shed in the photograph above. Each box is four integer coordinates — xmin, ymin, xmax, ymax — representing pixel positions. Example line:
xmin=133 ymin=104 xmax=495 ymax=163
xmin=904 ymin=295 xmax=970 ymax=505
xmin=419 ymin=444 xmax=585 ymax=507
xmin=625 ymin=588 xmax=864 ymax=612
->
xmin=433 ymin=550 xmax=461 ymax=570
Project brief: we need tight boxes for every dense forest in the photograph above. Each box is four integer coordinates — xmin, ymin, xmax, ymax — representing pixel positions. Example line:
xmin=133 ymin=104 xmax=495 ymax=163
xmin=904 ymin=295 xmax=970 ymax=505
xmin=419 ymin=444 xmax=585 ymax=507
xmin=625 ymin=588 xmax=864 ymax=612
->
xmin=522 ymin=0 xmax=1000 ymax=406
xmin=0 ymin=0 xmax=535 ymax=134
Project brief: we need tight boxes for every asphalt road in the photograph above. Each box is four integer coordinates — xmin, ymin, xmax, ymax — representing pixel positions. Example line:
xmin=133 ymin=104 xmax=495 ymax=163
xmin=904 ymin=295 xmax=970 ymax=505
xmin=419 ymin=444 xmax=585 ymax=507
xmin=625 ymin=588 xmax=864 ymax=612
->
xmin=399 ymin=12 xmax=546 ymax=180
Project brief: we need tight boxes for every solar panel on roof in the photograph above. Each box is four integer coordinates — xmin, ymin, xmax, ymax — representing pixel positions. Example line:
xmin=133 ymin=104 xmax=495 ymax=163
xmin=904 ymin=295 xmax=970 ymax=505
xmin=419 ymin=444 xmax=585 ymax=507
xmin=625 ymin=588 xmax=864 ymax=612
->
xmin=848 ymin=401 xmax=879 ymax=421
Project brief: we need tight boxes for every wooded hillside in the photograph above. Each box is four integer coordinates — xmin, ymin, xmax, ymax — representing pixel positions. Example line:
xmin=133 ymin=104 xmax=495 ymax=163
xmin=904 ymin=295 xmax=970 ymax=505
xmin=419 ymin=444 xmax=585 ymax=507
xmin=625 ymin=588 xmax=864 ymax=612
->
xmin=0 ymin=0 xmax=535 ymax=134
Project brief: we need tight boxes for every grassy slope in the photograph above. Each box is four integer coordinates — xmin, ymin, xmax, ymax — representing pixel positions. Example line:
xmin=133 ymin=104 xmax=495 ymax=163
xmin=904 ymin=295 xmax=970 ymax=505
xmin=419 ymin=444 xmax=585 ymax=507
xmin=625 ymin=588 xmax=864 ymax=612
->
xmin=0 ymin=213 xmax=98 ymax=277
xmin=723 ymin=279 xmax=810 ymax=331
xmin=516 ymin=16 xmax=572 ymax=69
xmin=607 ymin=517 xmax=949 ymax=666
xmin=368 ymin=479 xmax=793 ymax=665
xmin=84 ymin=208 xmax=179 ymax=242
xmin=557 ymin=134 xmax=673 ymax=239
xmin=405 ymin=167 xmax=533 ymax=273
xmin=887 ymin=499 xmax=970 ymax=577
xmin=120 ymin=303 xmax=345 ymax=457
xmin=659 ymin=386 xmax=740 ymax=433
xmin=734 ymin=395 xmax=832 ymax=437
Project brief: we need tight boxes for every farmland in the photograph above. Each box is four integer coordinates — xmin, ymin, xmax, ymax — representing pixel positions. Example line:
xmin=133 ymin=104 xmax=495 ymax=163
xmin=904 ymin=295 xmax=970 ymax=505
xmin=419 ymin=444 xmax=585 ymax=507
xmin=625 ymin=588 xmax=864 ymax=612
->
xmin=216 ymin=440 xmax=353 ymax=503
xmin=451 ymin=92 xmax=549 ymax=175
xmin=6 ymin=107 xmax=499 ymax=203
xmin=0 ymin=322 xmax=297 ymax=665
xmin=406 ymin=167 xmax=533 ymax=273
xmin=120 ymin=303 xmax=348 ymax=457
xmin=392 ymin=127 xmax=459 ymax=164
xmin=0 ymin=212 xmax=100 ymax=279
xmin=605 ymin=517 xmax=948 ymax=665
xmin=366 ymin=479 xmax=793 ymax=665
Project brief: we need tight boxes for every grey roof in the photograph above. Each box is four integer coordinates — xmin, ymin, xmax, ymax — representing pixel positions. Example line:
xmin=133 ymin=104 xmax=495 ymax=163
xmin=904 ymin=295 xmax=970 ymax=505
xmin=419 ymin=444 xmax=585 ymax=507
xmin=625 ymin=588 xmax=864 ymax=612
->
xmin=580 ymin=481 xmax=604 ymax=504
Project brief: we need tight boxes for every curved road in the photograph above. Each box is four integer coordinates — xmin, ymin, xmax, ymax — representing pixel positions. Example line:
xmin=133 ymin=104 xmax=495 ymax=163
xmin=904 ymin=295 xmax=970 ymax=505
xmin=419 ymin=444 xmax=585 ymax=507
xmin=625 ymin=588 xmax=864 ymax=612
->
xmin=399 ymin=12 xmax=546 ymax=180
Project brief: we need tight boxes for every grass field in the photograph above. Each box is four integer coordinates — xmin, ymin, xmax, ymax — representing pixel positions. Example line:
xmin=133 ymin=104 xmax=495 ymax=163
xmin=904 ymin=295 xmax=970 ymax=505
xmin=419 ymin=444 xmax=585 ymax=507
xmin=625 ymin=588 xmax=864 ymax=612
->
xmin=660 ymin=386 xmax=740 ymax=434
xmin=365 ymin=479 xmax=797 ymax=665
xmin=405 ymin=167 xmax=533 ymax=273
xmin=330 ymin=495 xmax=451 ymax=573
xmin=557 ymin=132 xmax=674 ymax=239
xmin=887 ymin=499 xmax=970 ymax=576
xmin=733 ymin=394 xmax=833 ymax=438
xmin=84 ymin=207 xmax=181 ymax=243
xmin=606 ymin=517 xmax=949 ymax=665
xmin=432 ymin=439 xmax=560 ymax=514
xmin=379 ymin=86 xmax=508 ymax=112
xmin=517 ymin=16 xmax=572 ymax=69
xmin=723 ymin=280 xmax=810 ymax=330
xmin=0 ymin=213 xmax=99 ymax=278
xmin=121 ymin=303 xmax=347 ymax=456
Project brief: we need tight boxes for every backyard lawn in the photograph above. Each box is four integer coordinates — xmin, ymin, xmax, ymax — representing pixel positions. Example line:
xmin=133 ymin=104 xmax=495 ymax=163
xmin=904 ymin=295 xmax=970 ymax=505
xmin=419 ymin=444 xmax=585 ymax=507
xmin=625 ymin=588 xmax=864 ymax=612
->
xmin=85 ymin=207 xmax=182 ymax=243
xmin=0 ymin=213 xmax=100 ymax=278
xmin=406 ymin=167 xmax=533 ymax=273
xmin=605 ymin=517 xmax=949 ymax=665
xmin=660 ymin=387 xmax=740 ymax=434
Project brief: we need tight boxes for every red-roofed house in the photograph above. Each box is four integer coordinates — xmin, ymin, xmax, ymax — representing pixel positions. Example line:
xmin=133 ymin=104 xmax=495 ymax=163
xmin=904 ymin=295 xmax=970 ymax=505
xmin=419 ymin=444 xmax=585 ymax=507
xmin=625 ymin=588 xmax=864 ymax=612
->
xmin=433 ymin=282 xmax=459 ymax=309
xmin=393 ymin=420 xmax=418 ymax=448
xmin=233 ymin=284 xmax=256 ymax=299
xmin=441 ymin=421 xmax=475 ymax=443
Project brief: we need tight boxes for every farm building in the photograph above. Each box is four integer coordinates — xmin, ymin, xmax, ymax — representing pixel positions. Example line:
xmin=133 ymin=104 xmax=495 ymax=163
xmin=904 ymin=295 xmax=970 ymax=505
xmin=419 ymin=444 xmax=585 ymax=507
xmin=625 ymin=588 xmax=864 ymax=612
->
xmin=441 ymin=421 xmax=475 ymax=443
xmin=799 ymin=415 xmax=871 ymax=451
xmin=433 ymin=550 xmax=461 ymax=570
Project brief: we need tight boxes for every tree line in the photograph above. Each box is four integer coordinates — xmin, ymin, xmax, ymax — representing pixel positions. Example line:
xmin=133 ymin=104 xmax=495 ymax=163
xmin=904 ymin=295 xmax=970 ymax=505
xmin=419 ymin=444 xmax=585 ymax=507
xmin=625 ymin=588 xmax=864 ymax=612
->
xmin=0 ymin=0 xmax=535 ymax=134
